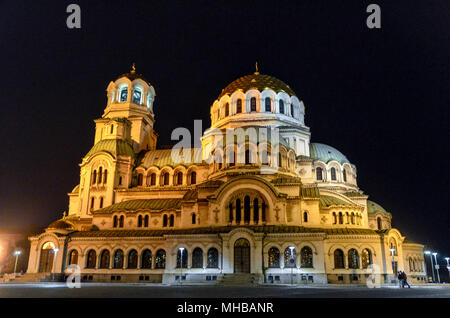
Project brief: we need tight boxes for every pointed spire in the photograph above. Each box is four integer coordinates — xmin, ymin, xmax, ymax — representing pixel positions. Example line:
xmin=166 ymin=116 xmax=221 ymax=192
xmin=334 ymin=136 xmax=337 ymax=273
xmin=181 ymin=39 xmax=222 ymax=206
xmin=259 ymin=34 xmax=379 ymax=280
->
xmin=254 ymin=61 xmax=260 ymax=75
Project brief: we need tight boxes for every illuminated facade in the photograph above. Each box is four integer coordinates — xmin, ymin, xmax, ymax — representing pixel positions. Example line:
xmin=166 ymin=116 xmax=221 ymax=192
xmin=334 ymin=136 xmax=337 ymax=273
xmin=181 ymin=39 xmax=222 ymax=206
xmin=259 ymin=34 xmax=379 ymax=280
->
xmin=26 ymin=67 xmax=426 ymax=284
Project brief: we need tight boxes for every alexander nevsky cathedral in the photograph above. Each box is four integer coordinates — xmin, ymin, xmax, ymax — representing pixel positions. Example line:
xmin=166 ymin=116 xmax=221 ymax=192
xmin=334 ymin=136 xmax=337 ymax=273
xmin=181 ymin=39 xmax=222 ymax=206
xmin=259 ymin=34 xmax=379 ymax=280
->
xmin=26 ymin=66 xmax=427 ymax=285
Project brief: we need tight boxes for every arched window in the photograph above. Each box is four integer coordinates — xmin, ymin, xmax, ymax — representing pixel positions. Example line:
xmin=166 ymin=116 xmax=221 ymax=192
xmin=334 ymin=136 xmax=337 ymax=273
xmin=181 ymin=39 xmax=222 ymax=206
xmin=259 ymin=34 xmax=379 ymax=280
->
xmin=346 ymin=212 xmax=350 ymax=224
xmin=284 ymin=247 xmax=297 ymax=268
xmin=99 ymin=250 xmax=110 ymax=269
xmin=169 ymin=214 xmax=174 ymax=227
xmin=253 ymin=198 xmax=259 ymax=223
xmin=333 ymin=212 xmax=337 ymax=224
xmin=268 ymin=247 xmax=280 ymax=268
xmin=244 ymin=196 xmax=251 ymax=223
xmin=163 ymin=172 xmax=169 ymax=185
xmin=141 ymin=249 xmax=152 ymax=269
xmin=113 ymin=215 xmax=118 ymax=228
xmin=225 ymin=102 xmax=229 ymax=117
xmin=278 ymin=152 xmax=282 ymax=168
xmin=279 ymin=100 xmax=284 ymax=114
xmin=207 ymin=248 xmax=219 ymax=268
xmin=86 ymin=250 xmax=97 ymax=269
xmin=150 ymin=173 xmax=156 ymax=186
xmin=132 ymin=87 xmax=142 ymax=104
xmin=155 ymin=249 xmax=166 ymax=269
xmin=110 ymin=125 xmax=114 ymax=134
xmin=236 ymin=199 xmax=241 ymax=223
xmin=236 ymin=99 xmax=242 ymax=113
xmin=90 ymin=197 xmax=95 ymax=210
xmin=127 ymin=250 xmax=138 ymax=269
xmin=348 ymin=249 xmax=359 ymax=269
xmin=137 ymin=173 xmax=143 ymax=186
xmin=303 ymin=211 xmax=308 ymax=223
xmin=68 ymin=250 xmax=78 ymax=265
xmin=262 ymin=202 xmax=266 ymax=222
xmin=409 ymin=258 xmax=413 ymax=272
xmin=316 ymin=167 xmax=323 ymax=180
xmin=176 ymin=248 xmax=188 ymax=268
xmin=192 ymin=248 xmax=203 ymax=268
xmin=338 ymin=212 xmax=343 ymax=224
xmin=228 ymin=203 xmax=233 ymax=222
xmin=144 ymin=215 xmax=149 ymax=227
xmin=176 ymin=172 xmax=183 ymax=185
xmin=343 ymin=169 xmax=347 ymax=182
xmin=334 ymin=249 xmax=345 ymax=268
xmin=265 ymin=97 xmax=271 ymax=112
xmin=190 ymin=171 xmax=197 ymax=184
xmin=163 ymin=215 xmax=168 ymax=227
xmin=290 ymin=103 xmax=294 ymax=117
xmin=361 ymin=249 xmax=372 ymax=269
xmin=92 ymin=170 xmax=97 ymax=184
xmin=191 ymin=213 xmax=196 ymax=224
xmin=300 ymin=246 xmax=313 ymax=268
xmin=250 ymin=97 xmax=256 ymax=112
xmin=98 ymin=167 xmax=102 ymax=184
xmin=119 ymin=215 xmax=124 ymax=228
xmin=245 ymin=149 xmax=251 ymax=164
xmin=351 ymin=212 xmax=355 ymax=225
xmin=103 ymin=169 xmax=108 ymax=184
xmin=119 ymin=86 xmax=128 ymax=102
xmin=377 ymin=217 xmax=382 ymax=230
xmin=99 ymin=197 xmax=104 ymax=209
xmin=138 ymin=215 xmax=143 ymax=227
xmin=330 ymin=167 xmax=337 ymax=181
xmin=118 ymin=176 xmax=123 ymax=185
xmin=113 ymin=250 xmax=124 ymax=269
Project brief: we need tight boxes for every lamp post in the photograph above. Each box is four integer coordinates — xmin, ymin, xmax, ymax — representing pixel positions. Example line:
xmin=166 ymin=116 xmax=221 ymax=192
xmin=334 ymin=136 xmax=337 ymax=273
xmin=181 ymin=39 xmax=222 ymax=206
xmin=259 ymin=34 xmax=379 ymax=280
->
xmin=179 ymin=247 xmax=185 ymax=284
xmin=13 ymin=251 xmax=21 ymax=274
xmin=432 ymin=252 xmax=440 ymax=284
xmin=445 ymin=257 xmax=450 ymax=283
xmin=289 ymin=246 xmax=295 ymax=285
xmin=52 ymin=248 xmax=59 ymax=280
xmin=424 ymin=251 xmax=434 ymax=283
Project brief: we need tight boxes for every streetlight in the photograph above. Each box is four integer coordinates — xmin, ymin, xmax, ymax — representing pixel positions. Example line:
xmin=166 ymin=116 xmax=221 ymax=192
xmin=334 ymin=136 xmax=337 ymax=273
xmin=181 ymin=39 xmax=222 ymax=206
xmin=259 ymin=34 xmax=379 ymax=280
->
xmin=390 ymin=248 xmax=396 ymax=279
xmin=52 ymin=248 xmax=59 ymax=279
xmin=179 ymin=247 xmax=185 ymax=284
xmin=425 ymin=251 xmax=434 ymax=283
xmin=13 ymin=250 xmax=21 ymax=274
xmin=432 ymin=252 xmax=440 ymax=284
xmin=289 ymin=246 xmax=295 ymax=285
xmin=445 ymin=257 xmax=450 ymax=283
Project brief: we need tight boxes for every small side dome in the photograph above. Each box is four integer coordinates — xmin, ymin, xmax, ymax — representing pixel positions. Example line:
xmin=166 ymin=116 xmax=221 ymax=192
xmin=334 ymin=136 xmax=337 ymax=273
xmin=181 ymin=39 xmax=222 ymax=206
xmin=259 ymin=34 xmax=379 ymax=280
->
xmin=85 ymin=139 xmax=135 ymax=159
xmin=310 ymin=143 xmax=350 ymax=164
xmin=48 ymin=219 xmax=74 ymax=230
xmin=367 ymin=200 xmax=390 ymax=215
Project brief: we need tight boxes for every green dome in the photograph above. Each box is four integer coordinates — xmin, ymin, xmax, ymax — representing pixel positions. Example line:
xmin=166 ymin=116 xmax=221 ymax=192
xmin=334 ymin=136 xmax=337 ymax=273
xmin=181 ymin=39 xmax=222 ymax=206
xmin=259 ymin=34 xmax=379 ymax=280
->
xmin=85 ymin=139 xmax=135 ymax=159
xmin=309 ymin=143 xmax=350 ymax=164
xmin=367 ymin=200 xmax=390 ymax=215
xmin=218 ymin=72 xmax=296 ymax=99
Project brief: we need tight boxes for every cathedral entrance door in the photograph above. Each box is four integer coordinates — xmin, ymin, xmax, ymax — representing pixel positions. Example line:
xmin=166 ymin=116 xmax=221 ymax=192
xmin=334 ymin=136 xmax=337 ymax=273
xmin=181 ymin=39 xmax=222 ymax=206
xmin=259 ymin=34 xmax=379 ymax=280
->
xmin=234 ymin=238 xmax=250 ymax=273
xmin=38 ymin=242 xmax=56 ymax=273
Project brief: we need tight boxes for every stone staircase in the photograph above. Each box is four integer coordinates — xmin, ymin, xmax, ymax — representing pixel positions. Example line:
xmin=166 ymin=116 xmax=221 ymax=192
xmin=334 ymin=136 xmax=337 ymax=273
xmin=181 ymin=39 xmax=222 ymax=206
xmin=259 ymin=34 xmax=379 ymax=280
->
xmin=216 ymin=273 xmax=262 ymax=286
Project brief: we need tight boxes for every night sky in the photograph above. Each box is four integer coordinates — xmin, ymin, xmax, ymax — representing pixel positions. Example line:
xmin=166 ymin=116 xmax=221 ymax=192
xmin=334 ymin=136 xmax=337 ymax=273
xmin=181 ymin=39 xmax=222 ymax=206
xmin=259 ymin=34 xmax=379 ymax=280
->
xmin=0 ymin=1 xmax=448 ymax=261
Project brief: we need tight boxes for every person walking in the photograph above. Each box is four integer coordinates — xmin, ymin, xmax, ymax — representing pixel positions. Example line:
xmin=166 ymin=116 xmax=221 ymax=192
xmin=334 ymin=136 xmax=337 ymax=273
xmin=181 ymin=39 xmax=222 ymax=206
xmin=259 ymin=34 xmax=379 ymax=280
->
xmin=397 ymin=271 xmax=404 ymax=288
xmin=402 ymin=272 xmax=411 ymax=288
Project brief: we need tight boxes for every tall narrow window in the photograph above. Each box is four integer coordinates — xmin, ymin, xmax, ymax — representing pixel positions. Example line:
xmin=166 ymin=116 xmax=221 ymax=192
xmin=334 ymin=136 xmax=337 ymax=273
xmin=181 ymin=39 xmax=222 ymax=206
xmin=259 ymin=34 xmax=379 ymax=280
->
xmin=207 ymin=248 xmax=219 ymax=268
xmin=245 ymin=149 xmax=251 ymax=164
xmin=268 ymin=247 xmax=280 ymax=268
xmin=138 ymin=215 xmax=142 ymax=227
xmin=303 ymin=211 xmax=308 ymax=223
xmin=163 ymin=172 xmax=169 ymax=185
xmin=333 ymin=212 xmax=337 ymax=224
xmin=244 ymin=196 xmax=250 ymax=223
xmin=348 ymin=249 xmax=360 ymax=269
xmin=98 ymin=167 xmax=102 ymax=184
xmin=127 ymin=250 xmax=138 ymax=269
xmin=176 ymin=172 xmax=183 ymax=185
xmin=265 ymin=97 xmax=271 ymax=112
xmin=141 ymin=249 xmax=152 ymax=269
xmin=150 ymin=173 xmax=156 ymax=186
xmin=284 ymin=247 xmax=297 ymax=268
xmin=113 ymin=215 xmax=118 ymax=228
xmin=163 ymin=215 xmax=168 ymax=227
xmin=113 ymin=250 xmax=124 ymax=269
xmin=119 ymin=215 xmax=124 ymax=228
xmin=110 ymin=125 xmax=114 ymax=134
xmin=278 ymin=152 xmax=282 ymax=168
xmin=343 ymin=169 xmax=347 ymax=182
xmin=338 ymin=212 xmax=343 ymax=224
xmin=190 ymin=171 xmax=197 ymax=184
xmin=191 ymin=213 xmax=196 ymax=224
xmin=316 ymin=167 xmax=323 ymax=180
xmin=132 ymin=88 xmax=142 ymax=104
xmin=119 ymin=87 xmax=128 ymax=102
xmin=330 ymin=167 xmax=336 ymax=180
xmin=144 ymin=215 xmax=149 ymax=227
xmin=290 ymin=103 xmax=294 ymax=117
xmin=68 ymin=250 xmax=78 ymax=265
xmin=250 ymin=97 xmax=256 ymax=112
xmin=176 ymin=248 xmax=188 ymax=268
xmin=118 ymin=176 xmax=122 ymax=185
xmin=229 ymin=203 xmax=233 ymax=222
xmin=361 ymin=249 xmax=372 ymax=269
xmin=253 ymin=198 xmax=259 ymax=223
xmin=90 ymin=197 xmax=95 ymax=210
xmin=236 ymin=99 xmax=242 ymax=113
xmin=279 ymin=100 xmax=284 ymax=114
xmin=92 ymin=170 xmax=97 ymax=184
xmin=103 ymin=170 xmax=108 ymax=184
xmin=334 ymin=249 xmax=345 ymax=268
xmin=377 ymin=217 xmax=382 ymax=230
xmin=262 ymin=202 xmax=266 ymax=222
xmin=99 ymin=250 xmax=110 ymax=269
xmin=225 ymin=102 xmax=229 ymax=116
xmin=99 ymin=197 xmax=104 ymax=209
xmin=86 ymin=250 xmax=97 ymax=269
xmin=236 ymin=199 xmax=241 ymax=223
xmin=192 ymin=248 xmax=203 ymax=268
xmin=155 ymin=249 xmax=166 ymax=269
xmin=137 ymin=173 xmax=143 ymax=186
xmin=169 ymin=214 xmax=174 ymax=227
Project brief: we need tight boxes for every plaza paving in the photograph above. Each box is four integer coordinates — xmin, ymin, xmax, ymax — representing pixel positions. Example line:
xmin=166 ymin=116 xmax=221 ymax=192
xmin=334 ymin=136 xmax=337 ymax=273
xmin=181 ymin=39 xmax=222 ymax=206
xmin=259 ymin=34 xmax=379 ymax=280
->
xmin=0 ymin=283 xmax=449 ymax=298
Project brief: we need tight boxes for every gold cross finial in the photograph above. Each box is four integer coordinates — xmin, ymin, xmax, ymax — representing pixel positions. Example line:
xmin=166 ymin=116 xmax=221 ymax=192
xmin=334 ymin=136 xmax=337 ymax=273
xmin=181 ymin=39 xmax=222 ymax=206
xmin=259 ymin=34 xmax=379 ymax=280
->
xmin=255 ymin=61 xmax=259 ymax=75
xmin=131 ymin=63 xmax=136 ymax=73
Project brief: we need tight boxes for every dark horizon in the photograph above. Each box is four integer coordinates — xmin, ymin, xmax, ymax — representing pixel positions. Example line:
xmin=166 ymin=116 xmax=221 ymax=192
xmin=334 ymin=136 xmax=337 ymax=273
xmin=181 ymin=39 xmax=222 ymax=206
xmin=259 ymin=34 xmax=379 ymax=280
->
xmin=0 ymin=1 xmax=448 ymax=261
